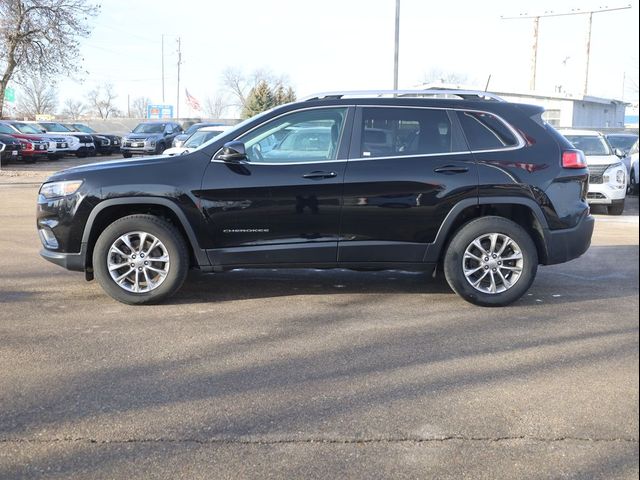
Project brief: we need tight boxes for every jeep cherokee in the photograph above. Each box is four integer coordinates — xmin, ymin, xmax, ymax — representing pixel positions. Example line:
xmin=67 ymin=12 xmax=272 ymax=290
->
xmin=37 ymin=90 xmax=594 ymax=306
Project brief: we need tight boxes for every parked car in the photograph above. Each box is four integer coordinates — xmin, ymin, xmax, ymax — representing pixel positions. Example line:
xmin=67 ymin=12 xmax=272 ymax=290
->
xmin=629 ymin=140 xmax=639 ymax=195
xmin=172 ymin=122 xmax=224 ymax=149
xmin=121 ymin=121 xmax=183 ymax=158
xmin=0 ymin=122 xmax=51 ymax=162
xmin=163 ymin=126 xmax=231 ymax=156
xmin=0 ymin=121 xmax=70 ymax=159
xmin=63 ymin=123 xmax=122 ymax=156
xmin=0 ymin=134 xmax=23 ymax=165
xmin=31 ymin=122 xmax=96 ymax=158
xmin=605 ymin=133 xmax=638 ymax=156
xmin=560 ymin=129 xmax=627 ymax=215
xmin=37 ymin=89 xmax=594 ymax=307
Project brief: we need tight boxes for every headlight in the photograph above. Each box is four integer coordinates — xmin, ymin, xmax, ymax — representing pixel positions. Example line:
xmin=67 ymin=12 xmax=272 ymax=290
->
xmin=604 ymin=163 xmax=625 ymax=186
xmin=39 ymin=180 xmax=83 ymax=199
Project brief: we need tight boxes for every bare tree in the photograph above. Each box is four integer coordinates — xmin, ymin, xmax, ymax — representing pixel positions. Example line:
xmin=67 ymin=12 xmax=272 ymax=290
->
xmin=87 ymin=84 xmax=119 ymax=119
xmin=203 ymin=93 xmax=228 ymax=119
xmin=61 ymin=98 xmax=87 ymax=120
xmin=131 ymin=96 xmax=151 ymax=118
xmin=221 ymin=67 xmax=290 ymax=110
xmin=0 ymin=0 xmax=97 ymax=118
xmin=14 ymin=75 xmax=57 ymax=118
xmin=421 ymin=69 xmax=470 ymax=86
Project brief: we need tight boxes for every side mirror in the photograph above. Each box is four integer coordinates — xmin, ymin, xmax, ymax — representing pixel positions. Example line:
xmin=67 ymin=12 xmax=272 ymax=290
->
xmin=215 ymin=141 xmax=247 ymax=162
xmin=40 ymin=129 xmax=47 ymax=133
xmin=614 ymin=148 xmax=625 ymax=158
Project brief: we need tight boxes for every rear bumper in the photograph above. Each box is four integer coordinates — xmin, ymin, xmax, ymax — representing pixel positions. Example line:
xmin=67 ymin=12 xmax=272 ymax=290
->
xmin=543 ymin=212 xmax=594 ymax=265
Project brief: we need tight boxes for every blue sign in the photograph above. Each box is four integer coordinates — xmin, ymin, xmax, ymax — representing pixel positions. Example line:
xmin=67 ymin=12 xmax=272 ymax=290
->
xmin=147 ymin=104 xmax=174 ymax=119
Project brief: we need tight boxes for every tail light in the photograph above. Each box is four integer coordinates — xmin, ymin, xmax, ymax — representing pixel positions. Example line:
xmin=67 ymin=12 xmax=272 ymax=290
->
xmin=562 ymin=150 xmax=587 ymax=169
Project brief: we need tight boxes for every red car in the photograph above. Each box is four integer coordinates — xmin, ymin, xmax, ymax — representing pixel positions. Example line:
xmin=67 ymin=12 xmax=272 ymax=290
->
xmin=0 ymin=122 xmax=49 ymax=162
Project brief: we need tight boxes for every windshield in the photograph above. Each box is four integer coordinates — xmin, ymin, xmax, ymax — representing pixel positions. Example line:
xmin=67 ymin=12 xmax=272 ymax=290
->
xmin=11 ymin=122 xmax=43 ymax=134
xmin=564 ymin=135 xmax=611 ymax=156
xmin=184 ymin=130 xmax=225 ymax=148
xmin=40 ymin=122 xmax=72 ymax=132
xmin=133 ymin=123 xmax=165 ymax=134
xmin=71 ymin=124 xmax=96 ymax=134
xmin=606 ymin=135 xmax=638 ymax=152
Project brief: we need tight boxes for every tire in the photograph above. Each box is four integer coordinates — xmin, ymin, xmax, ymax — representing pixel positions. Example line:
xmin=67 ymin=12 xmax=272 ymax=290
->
xmin=122 ymin=152 xmax=132 ymax=158
xmin=93 ymin=214 xmax=189 ymax=305
xmin=630 ymin=169 xmax=638 ymax=195
xmin=155 ymin=143 xmax=165 ymax=155
xmin=76 ymin=151 xmax=87 ymax=158
xmin=607 ymin=201 xmax=625 ymax=216
xmin=443 ymin=216 xmax=538 ymax=307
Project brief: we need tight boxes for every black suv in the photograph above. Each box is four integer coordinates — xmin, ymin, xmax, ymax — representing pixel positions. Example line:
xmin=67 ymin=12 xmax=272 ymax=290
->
xmin=37 ymin=90 xmax=594 ymax=306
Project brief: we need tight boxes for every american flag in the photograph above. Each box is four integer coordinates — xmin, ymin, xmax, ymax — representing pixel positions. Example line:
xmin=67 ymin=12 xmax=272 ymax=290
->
xmin=185 ymin=89 xmax=201 ymax=111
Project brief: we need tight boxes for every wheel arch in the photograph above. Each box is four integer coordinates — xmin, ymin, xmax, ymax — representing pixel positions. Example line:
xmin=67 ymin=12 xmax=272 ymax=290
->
xmin=425 ymin=197 xmax=550 ymax=265
xmin=82 ymin=197 xmax=209 ymax=273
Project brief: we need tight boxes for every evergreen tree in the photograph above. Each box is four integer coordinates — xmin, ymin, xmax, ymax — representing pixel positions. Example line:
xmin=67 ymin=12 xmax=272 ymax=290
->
xmin=241 ymin=80 xmax=275 ymax=119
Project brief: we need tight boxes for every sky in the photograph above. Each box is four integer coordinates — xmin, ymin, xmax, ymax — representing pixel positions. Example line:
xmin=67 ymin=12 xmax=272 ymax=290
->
xmin=38 ymin=0 xmax=640 ymax=116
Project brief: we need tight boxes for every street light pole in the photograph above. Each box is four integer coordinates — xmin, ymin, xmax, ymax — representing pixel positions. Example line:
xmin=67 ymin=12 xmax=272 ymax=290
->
xmin=393 ymin=0 xmax=400 ymax=90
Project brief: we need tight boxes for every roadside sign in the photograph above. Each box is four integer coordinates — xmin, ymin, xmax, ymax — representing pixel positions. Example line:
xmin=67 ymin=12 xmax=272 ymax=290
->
xmin=147 ymin=104 xmax=174 ymax=119
xmin=4 ymin=87 xmax=15 ymax=103
xmin=35 ymin=114 xmax=55 ymax=121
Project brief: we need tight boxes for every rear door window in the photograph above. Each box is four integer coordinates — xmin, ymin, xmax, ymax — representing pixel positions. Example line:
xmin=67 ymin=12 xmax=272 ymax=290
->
xmin=456 ymin=111 xmax=520 ymax=151
xmin=359 ymin=107 xmax=466 ymax=158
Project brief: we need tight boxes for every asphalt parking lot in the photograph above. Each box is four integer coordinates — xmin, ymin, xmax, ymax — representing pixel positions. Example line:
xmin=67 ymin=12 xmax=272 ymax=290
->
xmin=0 ymin=157 xmax=638 ymax=479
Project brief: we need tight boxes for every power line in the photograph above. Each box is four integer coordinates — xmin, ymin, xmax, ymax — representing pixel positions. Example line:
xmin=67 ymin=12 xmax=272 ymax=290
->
xmin=501 ymin=4 xmax=632 ymax=94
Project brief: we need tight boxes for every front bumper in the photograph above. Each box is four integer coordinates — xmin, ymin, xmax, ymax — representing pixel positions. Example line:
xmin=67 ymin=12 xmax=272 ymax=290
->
xmin=543 ymin=211 xmax=594 ymax=265
xmin=40 ymin=246 xmax=86 ymax=271
xmin=587 ymin=182 xmax=626 ymax=204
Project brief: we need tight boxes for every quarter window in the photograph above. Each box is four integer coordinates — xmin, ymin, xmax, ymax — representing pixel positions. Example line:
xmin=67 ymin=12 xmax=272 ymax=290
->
xmin=239 ymin=108 xmax=348 ymax=163
xmin=360 ymin=108 xmax=465 ymax=158
xmin=457 ymin=111 xmax=520 ymax=151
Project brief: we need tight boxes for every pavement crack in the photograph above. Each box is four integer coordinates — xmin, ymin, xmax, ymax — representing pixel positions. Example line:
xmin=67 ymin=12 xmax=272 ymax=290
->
xmin=1 ymin=435 xmax=638 ymax=445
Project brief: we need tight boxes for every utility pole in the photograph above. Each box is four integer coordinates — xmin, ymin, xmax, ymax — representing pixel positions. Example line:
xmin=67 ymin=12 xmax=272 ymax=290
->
xmin=501 ymin=5 xmax=631 ymax=95
xmin=161 ymin=34 xmax=165 ymax=103
xmin=530 ymin=16 xmax=539 ymax=91
xmin=176 ymin=37 xmax=182 ymax=119
xmin=393 ymin=0 xmax=400 ymax=90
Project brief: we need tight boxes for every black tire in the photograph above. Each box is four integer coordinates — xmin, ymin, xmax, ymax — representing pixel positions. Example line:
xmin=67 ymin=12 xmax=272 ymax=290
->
xmin=122 ymin=152 xmax=132 ymax=158
xmin=607 ymin=201 xmax=625 ymax=216
xmin=93 ymin=215 xmax=189 ymax=305
xmin=76 ymin=151 xmax=87 ymax=158
xmin=443 ymin=216 xmax=538 ymax=307
xmin=155 ymin=142 xmax=165 ymax=155
xmin=630 ymin=169 xmax=638 ymax=195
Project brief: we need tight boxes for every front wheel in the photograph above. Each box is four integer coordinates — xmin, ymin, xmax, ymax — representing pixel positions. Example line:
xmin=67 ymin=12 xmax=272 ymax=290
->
xmin=93 ymin=215 xmax=189 ymax=304
xmin=443 ymin=216 xmax=538 ymax=307
xmin=122 ymin=151 xmax=132 ymax=158
xmin=629 ymin=169 xmax=638 ymax=195
xmin=607 ymin=201 xmax=625 ymax=216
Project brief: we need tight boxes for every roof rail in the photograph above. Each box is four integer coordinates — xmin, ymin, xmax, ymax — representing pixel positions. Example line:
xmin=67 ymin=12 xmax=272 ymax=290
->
xmin=303 ymin=89 xmax=506 ymax=102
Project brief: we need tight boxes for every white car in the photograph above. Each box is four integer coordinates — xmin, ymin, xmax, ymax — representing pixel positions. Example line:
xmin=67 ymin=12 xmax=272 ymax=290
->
xmin=560 ymin=129 xmax=627 ymax=215
xmin=1 ymin=121 xmax=72 ymax=159
xmin=30 ymin=121 xmax=96 ymax=158
xmin=629 ymin=140 xmax=639 ymax=195
xmin=162 ymin=126 xmax=231 ymax=156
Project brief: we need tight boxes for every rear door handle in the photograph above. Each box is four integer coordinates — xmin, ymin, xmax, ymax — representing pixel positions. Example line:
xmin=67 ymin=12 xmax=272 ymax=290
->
xmin=303 ymin=171 xmax=338 ymax=180
xmin=434 ymin=165 xmax=469 ymax=174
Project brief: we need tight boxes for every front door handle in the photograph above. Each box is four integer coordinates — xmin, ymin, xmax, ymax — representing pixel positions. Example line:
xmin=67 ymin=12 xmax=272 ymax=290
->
xmin=303 ymin=171 xmax=338 ymax=180
xmin=434 ymin=165 xmax=469 ymax=174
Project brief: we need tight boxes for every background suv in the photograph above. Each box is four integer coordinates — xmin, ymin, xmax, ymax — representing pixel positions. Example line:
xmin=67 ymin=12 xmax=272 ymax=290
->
xmin=121 ymin=121 xmax=183 ymax=157
xmin=37 ymin=90 xmax=594 ymax=307
xmin=561 ymin=129 xmax=627 ymax=215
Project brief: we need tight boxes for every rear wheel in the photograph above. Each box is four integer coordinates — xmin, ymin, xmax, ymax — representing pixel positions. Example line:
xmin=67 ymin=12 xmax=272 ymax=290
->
xmin=444 ymin=216 xmax=538 ymax=307
xmin=93 ymin=215 xmax=189 ymax=305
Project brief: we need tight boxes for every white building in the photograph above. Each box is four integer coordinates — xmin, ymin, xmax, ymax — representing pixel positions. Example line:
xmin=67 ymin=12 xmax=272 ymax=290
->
xmin=492 ymin=91 xmax=628 ymax=129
